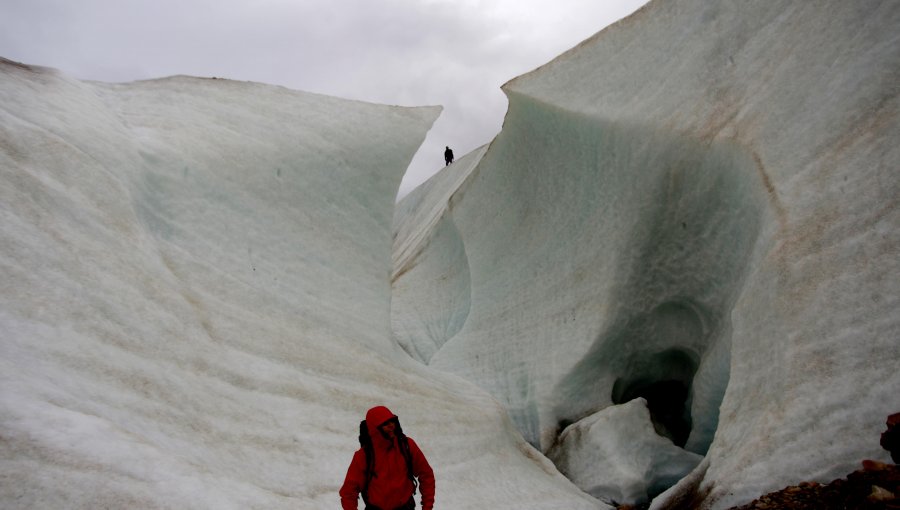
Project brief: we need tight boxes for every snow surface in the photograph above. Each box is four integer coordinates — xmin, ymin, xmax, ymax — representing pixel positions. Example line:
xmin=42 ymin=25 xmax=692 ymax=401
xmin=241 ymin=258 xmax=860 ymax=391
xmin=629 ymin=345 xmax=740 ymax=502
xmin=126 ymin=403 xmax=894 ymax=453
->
xmin=0 ymin=59 xmax=601 ymax=509
xmin=393 ymin=1 xmax=900 ymax=508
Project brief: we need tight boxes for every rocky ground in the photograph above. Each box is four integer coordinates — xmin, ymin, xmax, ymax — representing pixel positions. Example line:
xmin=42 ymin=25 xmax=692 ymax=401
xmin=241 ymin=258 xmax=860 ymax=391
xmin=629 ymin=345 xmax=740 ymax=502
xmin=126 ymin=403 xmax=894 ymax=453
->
xmin=615 ymin=462 xmax=898 ymax=510
xmin=728 ymin=461 xmax=899 ymax=510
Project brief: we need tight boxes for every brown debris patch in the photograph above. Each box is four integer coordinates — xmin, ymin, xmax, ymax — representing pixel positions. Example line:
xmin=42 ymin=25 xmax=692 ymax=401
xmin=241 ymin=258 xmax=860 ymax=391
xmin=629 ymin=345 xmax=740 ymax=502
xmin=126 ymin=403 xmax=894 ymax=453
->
xmin=0 ymin=57 xmax=37 ymax=72
xmin=752 ymin=150 xmax=787 ymax=230
xmin=728 ymin=462 xmax=900 ymax=510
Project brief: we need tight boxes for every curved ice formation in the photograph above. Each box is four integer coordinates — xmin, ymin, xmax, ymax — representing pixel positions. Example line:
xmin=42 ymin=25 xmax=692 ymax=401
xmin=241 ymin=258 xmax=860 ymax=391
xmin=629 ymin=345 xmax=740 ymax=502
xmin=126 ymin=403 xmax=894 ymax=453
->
xmin=0 ymin=60 xmax=603 ymax=509
xmin=390 ymin=146 xmax=486 ymax=362
xmin=396 ymin=97 xmax=765 ymax=494
xmin=393 ymin=1 xmax=900 ymax=508
xmin=547 ymin=398 xmax=703 ymax=505
xmin=399 ymin=100 xmax=765 ymax=454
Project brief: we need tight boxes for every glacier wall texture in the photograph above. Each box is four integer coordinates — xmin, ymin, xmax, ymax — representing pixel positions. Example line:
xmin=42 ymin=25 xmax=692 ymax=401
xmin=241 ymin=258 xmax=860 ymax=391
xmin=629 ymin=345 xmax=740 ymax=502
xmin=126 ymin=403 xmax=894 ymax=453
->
xmin=392 ymin=0 xmax=900 ymax=508
xmin=0 ymin=60 xmax=603 ymax=509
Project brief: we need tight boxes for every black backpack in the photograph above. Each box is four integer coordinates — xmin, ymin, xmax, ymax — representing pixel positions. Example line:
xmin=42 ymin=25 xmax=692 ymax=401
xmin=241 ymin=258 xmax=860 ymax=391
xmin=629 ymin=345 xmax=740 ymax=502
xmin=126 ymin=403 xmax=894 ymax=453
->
xmin=359 ymin=419 xmax=418 ymax=506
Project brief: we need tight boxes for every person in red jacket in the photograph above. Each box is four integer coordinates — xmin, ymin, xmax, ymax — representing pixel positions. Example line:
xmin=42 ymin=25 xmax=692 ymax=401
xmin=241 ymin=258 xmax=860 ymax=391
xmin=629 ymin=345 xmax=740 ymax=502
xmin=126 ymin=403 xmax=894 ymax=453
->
xmin=340 ymin=406 xmax=435 ymax=510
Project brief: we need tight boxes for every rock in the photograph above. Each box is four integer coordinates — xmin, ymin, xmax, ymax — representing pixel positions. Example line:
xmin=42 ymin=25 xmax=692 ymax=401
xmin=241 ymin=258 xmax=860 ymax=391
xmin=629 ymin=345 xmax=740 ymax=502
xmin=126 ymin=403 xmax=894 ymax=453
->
xmin=869 ymin=485 xmax=895 ymax=501
xmin=881 ymin=412 xmax=900 ymax=464
xmin=729 ymin=464 xmax=900 ymax=510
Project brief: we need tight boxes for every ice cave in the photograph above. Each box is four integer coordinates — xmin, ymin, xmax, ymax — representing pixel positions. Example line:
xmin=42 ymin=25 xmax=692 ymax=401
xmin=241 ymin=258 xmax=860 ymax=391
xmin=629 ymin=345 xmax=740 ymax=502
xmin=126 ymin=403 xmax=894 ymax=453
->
xmin=2 ymin=1 xmax=899 ymax=509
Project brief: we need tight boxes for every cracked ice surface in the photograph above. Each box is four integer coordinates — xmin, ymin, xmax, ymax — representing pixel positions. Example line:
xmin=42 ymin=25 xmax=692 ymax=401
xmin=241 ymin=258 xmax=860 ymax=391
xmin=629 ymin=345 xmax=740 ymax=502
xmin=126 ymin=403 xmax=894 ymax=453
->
xmin=0 ymin=61 xmax=601 ymax=509
xmin=392 ymin=1 xmax=900 ymax=508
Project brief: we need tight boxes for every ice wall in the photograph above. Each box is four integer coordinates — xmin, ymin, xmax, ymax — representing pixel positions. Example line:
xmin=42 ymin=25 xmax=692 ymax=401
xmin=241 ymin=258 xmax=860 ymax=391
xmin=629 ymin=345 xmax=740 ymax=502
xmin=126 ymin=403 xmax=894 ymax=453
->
xmin=0 ymin=59 xmax=602 ymax=509
xmin=392 ymin=1 xmax=900 ymax=508
xmin=391 ymin=145 xmax=487 ymax=363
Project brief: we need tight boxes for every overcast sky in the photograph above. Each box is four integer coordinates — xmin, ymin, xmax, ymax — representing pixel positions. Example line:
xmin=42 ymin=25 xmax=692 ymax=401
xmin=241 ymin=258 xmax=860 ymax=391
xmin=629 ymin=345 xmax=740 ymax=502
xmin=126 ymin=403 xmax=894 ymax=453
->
xmin=1 ymin=0 xmax=648 ymax=198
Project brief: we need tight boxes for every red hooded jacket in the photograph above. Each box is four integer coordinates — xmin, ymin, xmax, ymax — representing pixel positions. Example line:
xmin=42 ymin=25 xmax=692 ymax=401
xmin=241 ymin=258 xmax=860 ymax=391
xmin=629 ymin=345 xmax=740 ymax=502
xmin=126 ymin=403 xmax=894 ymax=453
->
xmin=340 ymin=406 xmax=435 ymax=510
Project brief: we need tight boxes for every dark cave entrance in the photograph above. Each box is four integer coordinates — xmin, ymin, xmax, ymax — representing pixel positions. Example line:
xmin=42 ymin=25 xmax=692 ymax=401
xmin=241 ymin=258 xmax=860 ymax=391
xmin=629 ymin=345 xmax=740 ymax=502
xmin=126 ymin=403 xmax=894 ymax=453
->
xmin=611 ymin=348 xmax=698 ymax=447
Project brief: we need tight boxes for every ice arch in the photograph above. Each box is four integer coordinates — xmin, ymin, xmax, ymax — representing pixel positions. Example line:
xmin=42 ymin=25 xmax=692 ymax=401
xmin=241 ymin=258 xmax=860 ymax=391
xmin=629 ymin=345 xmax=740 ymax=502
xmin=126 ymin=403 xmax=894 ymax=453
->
xmin=404 ymin=97 xmax=767 ymax=449
xmin=390 ymin=101 xmax=764 ymax=509
xmin=393 ymin=89 xmax=766 ymax=504
xmin=539 ymin=114 xmax=766 ymax=461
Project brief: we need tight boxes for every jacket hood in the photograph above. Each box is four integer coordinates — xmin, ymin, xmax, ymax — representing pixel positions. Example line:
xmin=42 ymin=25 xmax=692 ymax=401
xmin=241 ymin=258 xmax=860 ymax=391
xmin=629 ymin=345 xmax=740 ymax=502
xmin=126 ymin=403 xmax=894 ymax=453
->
xmin=366 ymin=406 xmax=398 ymax=449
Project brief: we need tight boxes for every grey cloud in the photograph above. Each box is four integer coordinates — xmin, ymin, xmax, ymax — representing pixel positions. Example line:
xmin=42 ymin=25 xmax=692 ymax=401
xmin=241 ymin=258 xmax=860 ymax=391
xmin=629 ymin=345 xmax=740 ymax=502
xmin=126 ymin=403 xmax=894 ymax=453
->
xmin=0 ymin=0 xmax=648 ymax=197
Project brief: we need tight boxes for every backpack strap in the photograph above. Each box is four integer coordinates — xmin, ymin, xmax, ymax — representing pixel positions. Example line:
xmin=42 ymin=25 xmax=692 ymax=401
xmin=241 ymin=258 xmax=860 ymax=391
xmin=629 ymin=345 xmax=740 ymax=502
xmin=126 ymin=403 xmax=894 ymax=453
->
xmin=359 ymin=420 xmax=376 ymax=506
xmin=398 ymin=435 xmax=418 ymax=495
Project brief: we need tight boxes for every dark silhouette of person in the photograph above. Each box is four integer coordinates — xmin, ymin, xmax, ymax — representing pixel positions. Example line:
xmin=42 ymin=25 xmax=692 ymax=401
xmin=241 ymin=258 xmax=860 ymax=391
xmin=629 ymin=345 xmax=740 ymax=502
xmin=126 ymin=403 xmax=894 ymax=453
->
xmin=882 ymin=412 xmax=900 ymax=463
xmin=444 ymin=146 xmax=454 ymax=166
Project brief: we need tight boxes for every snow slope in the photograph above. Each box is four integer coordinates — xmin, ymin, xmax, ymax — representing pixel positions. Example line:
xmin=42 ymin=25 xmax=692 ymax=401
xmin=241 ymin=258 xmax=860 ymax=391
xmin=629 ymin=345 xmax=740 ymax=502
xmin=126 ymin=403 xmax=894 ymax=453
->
xmin=0 ymin=59 xmax=601 ymax=509
xmin=393 ymin=1 xmax=900 ymax=508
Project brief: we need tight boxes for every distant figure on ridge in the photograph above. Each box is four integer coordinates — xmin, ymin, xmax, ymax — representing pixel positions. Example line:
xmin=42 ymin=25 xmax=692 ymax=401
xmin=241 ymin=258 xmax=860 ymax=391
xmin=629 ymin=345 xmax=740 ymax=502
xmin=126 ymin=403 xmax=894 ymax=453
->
xmin=340 ymin=405 xmax=435 ymax=510
xmin=444 ymin=146 xmax=454 ymax=166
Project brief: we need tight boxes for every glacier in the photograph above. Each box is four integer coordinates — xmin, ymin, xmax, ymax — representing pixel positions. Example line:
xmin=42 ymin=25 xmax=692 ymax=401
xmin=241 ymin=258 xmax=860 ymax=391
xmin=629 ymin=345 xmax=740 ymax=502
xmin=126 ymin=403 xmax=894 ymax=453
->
xmin=2 ymin=0 xmax=900 ymax=509
xmin=392 ymin=0 xmax=900 ymax=508
xmin=0 ymin=60 xmax=599 ymax=509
